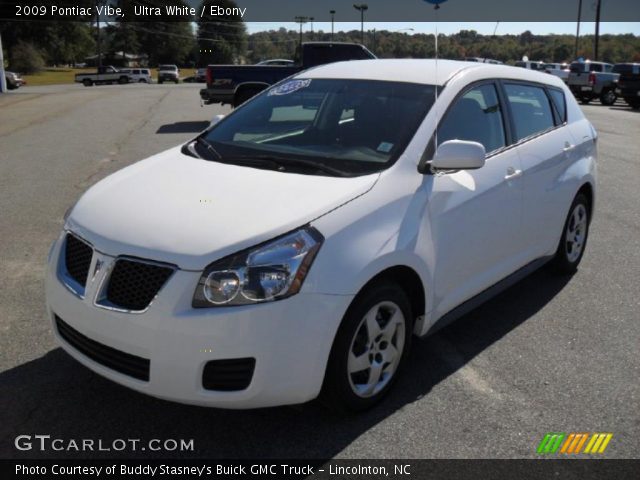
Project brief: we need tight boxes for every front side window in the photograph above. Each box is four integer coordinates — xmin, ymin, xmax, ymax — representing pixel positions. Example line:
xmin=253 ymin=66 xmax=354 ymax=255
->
xmin=199 ymin=79 xmax=436 ymax=176
xmin=504 ymin=83 xmax=555 ymax=141
xmin=437 ymin=83 xmax=506 ymax=154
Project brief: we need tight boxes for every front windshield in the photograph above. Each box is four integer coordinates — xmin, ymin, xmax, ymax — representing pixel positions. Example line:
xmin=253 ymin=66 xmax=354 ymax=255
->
xmin=199 ymin=79 xmax=437 ymax=176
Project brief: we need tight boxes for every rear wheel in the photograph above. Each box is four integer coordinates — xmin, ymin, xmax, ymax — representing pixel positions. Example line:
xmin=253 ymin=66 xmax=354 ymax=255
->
xmin=625 ymin=98 xmax=640 ymax=110
xmin=118 ymin=76 xmax=128 ymax=84
xmin=600 ymin=89 xmax=617 ymax=106
xmin=320 ymin=282 xmax=413 ymax=412
xmin=82 ymin=79 xmax=93 ymax=87
xmin=550 ymin=193 xmax=590 ymax=275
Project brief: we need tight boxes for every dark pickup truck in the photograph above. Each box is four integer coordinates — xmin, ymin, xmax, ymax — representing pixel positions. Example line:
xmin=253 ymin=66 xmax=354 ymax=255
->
xmin=200 ymin=42 xmax=375 ymax=107
xmin=614 ymin=63 xmax=640 ymax=109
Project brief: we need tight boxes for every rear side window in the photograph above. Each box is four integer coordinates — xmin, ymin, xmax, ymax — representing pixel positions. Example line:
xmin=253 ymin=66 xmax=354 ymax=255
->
xmin=547 ymin=88 xmax=567 ymax=124
xmin=438 ymin=83 xmax=506 ymax=154
xmin=504 ymin=83 xmax=555 ymax=141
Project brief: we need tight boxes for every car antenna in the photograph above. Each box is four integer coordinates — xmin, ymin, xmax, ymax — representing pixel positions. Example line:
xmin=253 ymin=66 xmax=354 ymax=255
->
xmin=424 ymin=0 xmax=447 ymax=153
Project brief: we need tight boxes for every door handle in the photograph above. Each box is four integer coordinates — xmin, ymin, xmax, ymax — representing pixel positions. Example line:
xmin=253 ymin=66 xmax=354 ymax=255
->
xmin=563 ymin=142 xmax=576 ymax=152
xmin=504 ymin=167 xmax=523 ymax=181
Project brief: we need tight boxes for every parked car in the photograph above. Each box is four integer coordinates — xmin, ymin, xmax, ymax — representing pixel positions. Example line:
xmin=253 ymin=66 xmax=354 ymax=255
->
xmin=464 ymin=57 xmax=503 ymax=65
xmin=195 ymin=68 xmax=207 ymax=83
xmin=613 ymin=63 xmax=640 ymax=109
xmin=256 ymin=59 xmax=295 ymax=66
xmin=567 ymin=60 xmax=619 ymax=105
xmin=75 ymin=66 xmax=131 ymax=87
xmin=200 ymin=42 xmax=375 ymax=107
xmin=120 ymin=68 xmax=152 ymax=83
xmin=544 ymin=63 xmax=570 ymax=83
xmin=515 ymin=60 xmax=546 ymax=71
xmin=158 ymin=64 xmax=179 ymax=84
xmin=47 ymin=60 xmax=597 ymax=411
xmin=5 ymin=71 xmax=26 ymax=89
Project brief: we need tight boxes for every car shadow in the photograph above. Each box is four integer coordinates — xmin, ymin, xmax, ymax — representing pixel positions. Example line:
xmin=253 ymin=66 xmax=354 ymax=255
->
xmin=608 ymin=106 xmax=639 ymax=113
xmin=156 ymin=121 xmax=210 ymax=134
xmin=0 ymin=268 xmax=571 ymax=460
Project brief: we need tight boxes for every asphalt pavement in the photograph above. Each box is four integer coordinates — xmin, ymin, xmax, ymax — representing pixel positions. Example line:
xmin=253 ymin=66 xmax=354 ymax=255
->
xmin=0 ymin=83 xmax=638 ymax=459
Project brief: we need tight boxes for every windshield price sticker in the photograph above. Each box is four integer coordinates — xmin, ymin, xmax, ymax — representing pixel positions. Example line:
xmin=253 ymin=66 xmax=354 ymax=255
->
xmin=268 ymin=79 xmax=312 ymax=96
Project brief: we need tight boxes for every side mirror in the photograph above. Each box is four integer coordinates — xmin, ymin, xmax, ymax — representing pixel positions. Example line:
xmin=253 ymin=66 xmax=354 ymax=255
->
xmin=210 ymin=114 xmax=226 ymax=127
xmin=431 ymin=140 xmax=486 ymax=171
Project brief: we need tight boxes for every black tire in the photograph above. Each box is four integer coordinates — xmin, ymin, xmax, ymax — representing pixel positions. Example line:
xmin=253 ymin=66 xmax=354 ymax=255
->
xmin=233 ymin=88 xmax=260 ymax=108
xmin=118 ymin=76 xmax=128 ymax=85
xmin=320 ymin=281 xmax=413 ymax=412
xmin=174 ymin=79 xmax=179 ymax=84
xmin=600 ymin=89 xmax=617 ymax=106
xmin=158 ymin=80 xmax=163 ymax=84
xmin=6 ymin=80 xmax=17 ymax=90
xmin=82 ymin=79 xmax=93 ymax=87
xmin=579 ymin=95 xmax=591 ymax=105
xmin=549 ymin=193 xmax=591 ymax=275
xmin=139 ymin=79 xmax=145 ymax=83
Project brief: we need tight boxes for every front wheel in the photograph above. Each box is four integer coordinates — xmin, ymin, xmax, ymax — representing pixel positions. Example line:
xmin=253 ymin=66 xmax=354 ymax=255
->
xmin=82 ymin=79 xmax=93 ymax=87
xmin=320 ymin=282 xmax=413 ymax=412
xmin=550 ymin=193 xmax=590 ymax=275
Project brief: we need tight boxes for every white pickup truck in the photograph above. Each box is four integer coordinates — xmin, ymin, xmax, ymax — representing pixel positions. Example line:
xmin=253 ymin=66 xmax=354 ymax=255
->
xmin=75 ymin=66 xmax=131 ymax=87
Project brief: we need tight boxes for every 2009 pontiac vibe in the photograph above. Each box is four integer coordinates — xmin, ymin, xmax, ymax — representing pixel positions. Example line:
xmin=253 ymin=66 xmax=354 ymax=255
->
xmin=45 ymin=60 xmax=597 ymax=411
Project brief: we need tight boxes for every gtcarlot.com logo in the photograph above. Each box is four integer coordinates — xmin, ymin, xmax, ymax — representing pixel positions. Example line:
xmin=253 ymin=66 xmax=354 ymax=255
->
xmin=14 ymin=435 xmax=194 ymax=452
xmin=537 ymin=432 xmax=613 ymax=455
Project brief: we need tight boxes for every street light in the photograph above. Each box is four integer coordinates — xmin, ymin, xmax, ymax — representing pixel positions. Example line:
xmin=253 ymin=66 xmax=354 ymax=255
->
xmin=294 ymin=16 xmax=309 ymax=51
xmin=353 ymin=4 xmax=368 ymax=45
xmin=330 ymin=10 xmax=336 ymax=41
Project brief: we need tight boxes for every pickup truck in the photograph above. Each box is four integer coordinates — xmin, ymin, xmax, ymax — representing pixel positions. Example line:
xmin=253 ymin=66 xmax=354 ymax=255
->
xmin=199 ymin=42 xmax=375 ymax=107
xmin=75 ymin=66 xmax=131 ymax=87
xmin=567 ymin=61 xmax=619 ymax=105
xmin=614 ymin=63 xmax=640 ymax=109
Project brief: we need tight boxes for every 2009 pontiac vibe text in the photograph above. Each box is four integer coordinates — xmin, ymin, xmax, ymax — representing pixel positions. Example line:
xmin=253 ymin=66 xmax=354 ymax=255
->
xmin=46 ymin=59 xmax=597 ymax=411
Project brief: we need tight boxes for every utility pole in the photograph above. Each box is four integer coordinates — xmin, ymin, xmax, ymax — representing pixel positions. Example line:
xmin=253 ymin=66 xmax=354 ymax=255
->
xmin=575 ymin=0 xmax=582 ymax=59
xmin=96 ymin=0 xmax=102 ymax=69
xmin=594 ymin=0 xmax=602 ymax=60
xmin=310 ymin=17 xmax=314 ymax=35
xmin=353 ymin=4 xmax=368 ymax=45
xmin=330 ymin=10 xmax=336 ymax=41
xmin=294 ymin=16 xmax=308 ymax=52
xmin=0 ymin=32 xmax=6 ymax=93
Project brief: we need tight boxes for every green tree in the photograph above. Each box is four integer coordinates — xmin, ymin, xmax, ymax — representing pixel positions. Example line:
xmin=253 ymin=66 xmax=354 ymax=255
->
xmin=9 ymin=42 xmax=45 ymax=73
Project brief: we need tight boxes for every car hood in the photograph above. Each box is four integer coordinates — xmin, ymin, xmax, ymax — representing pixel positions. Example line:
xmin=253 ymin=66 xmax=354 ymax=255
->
xmin=67 ymin=146 xmax=378 ymax=270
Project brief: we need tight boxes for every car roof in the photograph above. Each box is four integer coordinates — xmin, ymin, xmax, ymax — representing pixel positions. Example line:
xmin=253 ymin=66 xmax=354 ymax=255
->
xmin=299 ymin=59 xmax=564 ymax=87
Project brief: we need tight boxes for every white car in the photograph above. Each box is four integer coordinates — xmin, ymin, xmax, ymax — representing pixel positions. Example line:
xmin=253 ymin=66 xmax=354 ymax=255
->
xmin=46 ymin=59 xmax=597 ymax=411
xmin=120 ymin=68 xmax=152 ymax=83
xmin=544 ymin=63 xmax=570 ymax=83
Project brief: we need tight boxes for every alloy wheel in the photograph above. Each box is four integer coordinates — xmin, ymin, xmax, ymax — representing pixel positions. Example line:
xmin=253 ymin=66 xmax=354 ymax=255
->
xmin=347 ymin=301 xmax=406 ymax=398
xmin=565 ymin=204 xmax=588 ymax=263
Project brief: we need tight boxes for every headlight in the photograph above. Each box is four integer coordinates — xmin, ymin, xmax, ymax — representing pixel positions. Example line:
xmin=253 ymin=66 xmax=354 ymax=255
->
xmin=192 ymin=226 xmax=323 ymax=308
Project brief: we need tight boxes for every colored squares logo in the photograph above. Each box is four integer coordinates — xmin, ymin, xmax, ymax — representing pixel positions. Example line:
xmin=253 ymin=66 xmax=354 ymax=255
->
xmin=537 ymin=433 xmax=613 ymax=454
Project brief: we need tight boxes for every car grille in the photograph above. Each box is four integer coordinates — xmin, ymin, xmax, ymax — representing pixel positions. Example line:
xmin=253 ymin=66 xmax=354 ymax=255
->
xmin=55 ymin=315 xmax=150 ymax=381
xmin=202 ymin=358 xmax=256 ymax=391
xmin=64 ymin=234 xmax=93 ymax=287
xmin=105 ymin=259 xmax=174 ymax=311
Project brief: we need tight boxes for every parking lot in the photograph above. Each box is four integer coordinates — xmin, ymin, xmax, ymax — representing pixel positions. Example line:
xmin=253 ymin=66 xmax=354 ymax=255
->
xmin=0 ymin=83 xmax=638 ymax=459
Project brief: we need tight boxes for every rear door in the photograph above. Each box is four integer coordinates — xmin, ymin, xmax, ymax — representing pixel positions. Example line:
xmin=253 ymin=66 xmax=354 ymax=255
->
xmin=502 ymin=82 xmax=577 ymax=259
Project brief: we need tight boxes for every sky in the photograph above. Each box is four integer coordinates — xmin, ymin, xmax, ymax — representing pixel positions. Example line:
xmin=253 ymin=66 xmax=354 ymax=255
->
xmin=246 ymin=21 xmax=640 ymax=36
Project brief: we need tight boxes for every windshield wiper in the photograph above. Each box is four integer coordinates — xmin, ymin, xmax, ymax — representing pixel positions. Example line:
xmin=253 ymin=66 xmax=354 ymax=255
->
xmin=230 ymin=154 xmax=350 ymax=177
xmin=195 ymin=137 xmax=222 ymax=160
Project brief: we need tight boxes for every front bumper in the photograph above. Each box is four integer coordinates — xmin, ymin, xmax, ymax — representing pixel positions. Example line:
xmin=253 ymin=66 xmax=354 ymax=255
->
xmin=45 ymin=232 xmax=353 ymax=408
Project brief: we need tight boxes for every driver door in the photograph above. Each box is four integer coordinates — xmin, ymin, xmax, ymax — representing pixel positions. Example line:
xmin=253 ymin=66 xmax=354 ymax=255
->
xmin=426 ymin=81 xmax=526 ymax=318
